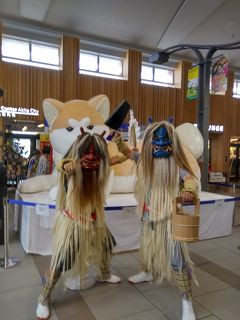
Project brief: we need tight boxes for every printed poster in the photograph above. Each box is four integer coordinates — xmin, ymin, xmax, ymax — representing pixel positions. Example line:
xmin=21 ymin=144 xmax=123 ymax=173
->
xmin=211 ymin=56 xmax=228 ymax=94
xmin=187 ymin=66 xmax=199 ymax=100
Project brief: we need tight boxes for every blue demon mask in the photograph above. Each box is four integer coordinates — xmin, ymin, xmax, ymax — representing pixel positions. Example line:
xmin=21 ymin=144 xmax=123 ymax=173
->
xmin=152 ymin=125 xmax=172 ymax=158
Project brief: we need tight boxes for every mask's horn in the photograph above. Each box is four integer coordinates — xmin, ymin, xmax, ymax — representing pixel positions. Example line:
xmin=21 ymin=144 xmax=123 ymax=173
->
xmin=100 ymin=130 xmax=106 ymax=137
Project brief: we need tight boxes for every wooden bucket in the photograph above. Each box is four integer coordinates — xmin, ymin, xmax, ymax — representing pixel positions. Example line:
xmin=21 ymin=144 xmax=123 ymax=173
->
xmin=172 ymin=197 xmax=200 ymax=242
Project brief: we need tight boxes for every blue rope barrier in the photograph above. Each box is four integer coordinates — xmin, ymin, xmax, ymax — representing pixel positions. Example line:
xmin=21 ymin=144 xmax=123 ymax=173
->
xmin=7 ymin=196 xmax=240 ymax=211
xmin=209 ymin=182 xmax=240 ymax=188
xmin=7 ymin=198 xmax=136 ymax=211
xmin=8 ymin=199 xmax=56 ymax=209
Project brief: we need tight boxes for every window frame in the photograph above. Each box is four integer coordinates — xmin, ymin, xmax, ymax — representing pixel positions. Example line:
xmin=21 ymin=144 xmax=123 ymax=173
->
xmin=141 ymin=62 xmax=175 ymax=87
xmin=79 ymin=49 xmax=124 ymax=80
xmin=2 ymin=34 xmax=61 ymax=70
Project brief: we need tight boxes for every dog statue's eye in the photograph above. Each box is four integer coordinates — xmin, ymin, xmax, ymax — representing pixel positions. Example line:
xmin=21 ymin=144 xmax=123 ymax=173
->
xmin=87 ymin=125 xmax=94 ymax=130
xmin=66 ymin=127 xmax=74 ymax=132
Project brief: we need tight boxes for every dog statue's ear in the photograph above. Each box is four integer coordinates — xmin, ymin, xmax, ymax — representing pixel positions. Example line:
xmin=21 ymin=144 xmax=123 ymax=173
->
xmin=43 ymin=99 xmax=65 ymax=126
xmin=88 ymin=95 xmax=110 ymax=120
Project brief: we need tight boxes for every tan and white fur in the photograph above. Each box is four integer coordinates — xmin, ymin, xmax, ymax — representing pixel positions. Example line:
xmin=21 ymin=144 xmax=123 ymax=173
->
xmin=17 ymin=95 xmax=124 ymax=197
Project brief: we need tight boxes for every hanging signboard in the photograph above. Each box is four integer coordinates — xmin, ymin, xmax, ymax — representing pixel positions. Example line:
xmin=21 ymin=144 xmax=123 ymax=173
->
xmin=211 ymin=56 xmax=229 ymax=95
xmin=187 ymin=66 xmax=199 ymax=100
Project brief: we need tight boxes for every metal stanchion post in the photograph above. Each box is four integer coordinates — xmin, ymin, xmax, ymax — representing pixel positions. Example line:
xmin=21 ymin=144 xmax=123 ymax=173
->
xmin=0 ymin=197 xmax=21 ymax=270
xmin=232 ymin=184 xmax=238 ymax=227
xmin=4 ymin=197 xmax=9 ymax=268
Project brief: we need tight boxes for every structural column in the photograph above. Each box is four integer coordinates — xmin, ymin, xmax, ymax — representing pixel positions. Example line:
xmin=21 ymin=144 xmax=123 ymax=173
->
xmin=61 ymin=35 xmax=80 ymax=101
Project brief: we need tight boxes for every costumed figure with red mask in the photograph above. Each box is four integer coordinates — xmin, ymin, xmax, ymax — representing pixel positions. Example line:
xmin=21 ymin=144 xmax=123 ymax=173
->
xmin=113 ymin=121 xmax=199 ymax=320
xmin=36 ymin=129 xmax=121 ymax=319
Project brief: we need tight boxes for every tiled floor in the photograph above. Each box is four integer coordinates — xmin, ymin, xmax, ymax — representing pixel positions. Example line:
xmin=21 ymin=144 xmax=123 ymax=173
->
xmin=1 ymin=186 xmax=240 ymax=319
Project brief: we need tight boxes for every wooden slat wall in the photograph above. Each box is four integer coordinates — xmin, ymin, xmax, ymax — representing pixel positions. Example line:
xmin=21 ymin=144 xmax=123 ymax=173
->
xmin=0 ymin=32 xmax=240 ymax=174
xmin=126 ymin=50 xmax=141 ymax=119
xmin=0 ymin=62 xmax=62 ymax=121
xmin=79 ymin=75 xmax=128 ymax=109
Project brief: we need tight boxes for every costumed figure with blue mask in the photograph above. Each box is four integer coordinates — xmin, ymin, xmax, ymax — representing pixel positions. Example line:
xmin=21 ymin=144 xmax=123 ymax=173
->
xmin=113 ymin=120 xmax=199 ymax=320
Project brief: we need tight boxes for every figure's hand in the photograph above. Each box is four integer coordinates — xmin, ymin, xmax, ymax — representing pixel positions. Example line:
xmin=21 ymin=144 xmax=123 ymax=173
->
xmin=63 ymin=160 xmax=76 ymax=174
xmin=110 ymin=130 xmax=120 ymax=138
xmin=106 ymin=130 xmax=118 ymax=141
xmin=109 ymin=129 xmax=116 ymax=134
xmin=181 ymin=175 xmax=198 ymax=203
xmin=181 ymin=191 xmax=194 ymax=203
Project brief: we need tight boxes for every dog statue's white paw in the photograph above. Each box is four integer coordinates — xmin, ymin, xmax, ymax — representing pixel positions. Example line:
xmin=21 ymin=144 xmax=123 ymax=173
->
xmin=65 ymin=275 xmax=96 ymax=291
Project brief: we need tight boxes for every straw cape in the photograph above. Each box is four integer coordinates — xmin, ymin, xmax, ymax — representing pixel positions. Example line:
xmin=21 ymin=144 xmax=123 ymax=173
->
xmin=136 ymin=121 xmax=199 ymax=284
xmin=50 ymin=132 xmax=113 ymax=283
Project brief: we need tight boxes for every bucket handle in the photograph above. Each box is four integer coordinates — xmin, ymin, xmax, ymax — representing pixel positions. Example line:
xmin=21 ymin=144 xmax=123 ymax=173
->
xmin=174 ymin=197 xmax=200 ymax=216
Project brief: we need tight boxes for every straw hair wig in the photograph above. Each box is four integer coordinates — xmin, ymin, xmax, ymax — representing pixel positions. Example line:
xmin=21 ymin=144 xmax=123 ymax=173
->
xmin=136 ymin=121 xmax=197 ymax=282
xmin=50 ymin=132 xmax=112 ymax=280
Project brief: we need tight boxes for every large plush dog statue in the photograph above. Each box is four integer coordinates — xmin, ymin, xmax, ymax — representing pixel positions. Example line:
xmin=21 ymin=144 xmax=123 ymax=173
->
xmin=18 ymin=95 xmax=111 ymax=195
xmin=17 ymin=94 xmax=203 ymax=198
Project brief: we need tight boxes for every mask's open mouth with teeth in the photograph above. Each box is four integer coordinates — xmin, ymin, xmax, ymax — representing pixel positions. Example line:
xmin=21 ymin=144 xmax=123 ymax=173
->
xmin=152 ymin=144 xmax=172 ymax=158
xmin=80 ymin=143 xmax=101 ymax=171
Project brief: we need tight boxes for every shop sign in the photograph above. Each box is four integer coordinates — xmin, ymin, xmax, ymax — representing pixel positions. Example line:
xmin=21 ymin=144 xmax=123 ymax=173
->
xmin=194 ymin=123 xmax=224 ymax=132
xmin=208 ymin=124 xmax=224 ymax=132
xmin=0 ymin=105 xmax=39 ymax=117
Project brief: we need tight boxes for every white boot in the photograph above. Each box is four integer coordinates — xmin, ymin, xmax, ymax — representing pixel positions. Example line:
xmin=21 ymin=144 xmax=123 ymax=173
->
xmin=128 ymin=271 xmax=153 ymax=284
xmin=36 ymin=302 xmax=49 ymax=319
xmin=181 ymin=299 xmax=196 ymax=320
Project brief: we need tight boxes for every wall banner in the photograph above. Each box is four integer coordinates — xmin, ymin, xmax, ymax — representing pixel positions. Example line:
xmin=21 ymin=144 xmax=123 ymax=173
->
xmin=211 ymin=56 xmax=229 ymax=94
xmin=187 ymin=66 xmax=199 ymax=100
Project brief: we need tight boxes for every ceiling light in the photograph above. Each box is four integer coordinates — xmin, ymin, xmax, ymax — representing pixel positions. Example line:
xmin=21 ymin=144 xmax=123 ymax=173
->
xmin=38 ymin=123 xmax=44 ymax=128
xmin=22 ymin=126 xmax=27 ymax=131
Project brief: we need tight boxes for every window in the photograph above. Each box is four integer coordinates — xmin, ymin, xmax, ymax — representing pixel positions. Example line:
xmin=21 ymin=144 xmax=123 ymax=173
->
xmin=79 ymin=50 xmax=124 ymax=79
xmin=2 ymin=35 xmax=61 ymax=70
xmin=233 ymin=78 xmax=240 ymax=99
xmin=141 ymin=63 xmax=174 ymax=87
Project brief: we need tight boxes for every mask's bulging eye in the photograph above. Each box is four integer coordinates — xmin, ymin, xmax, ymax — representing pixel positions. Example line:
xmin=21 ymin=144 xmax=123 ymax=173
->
xmin=87 ymin=125 xmax=94 ymax=130
xmin=66 ymin=127 xmax=74 ymax=132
